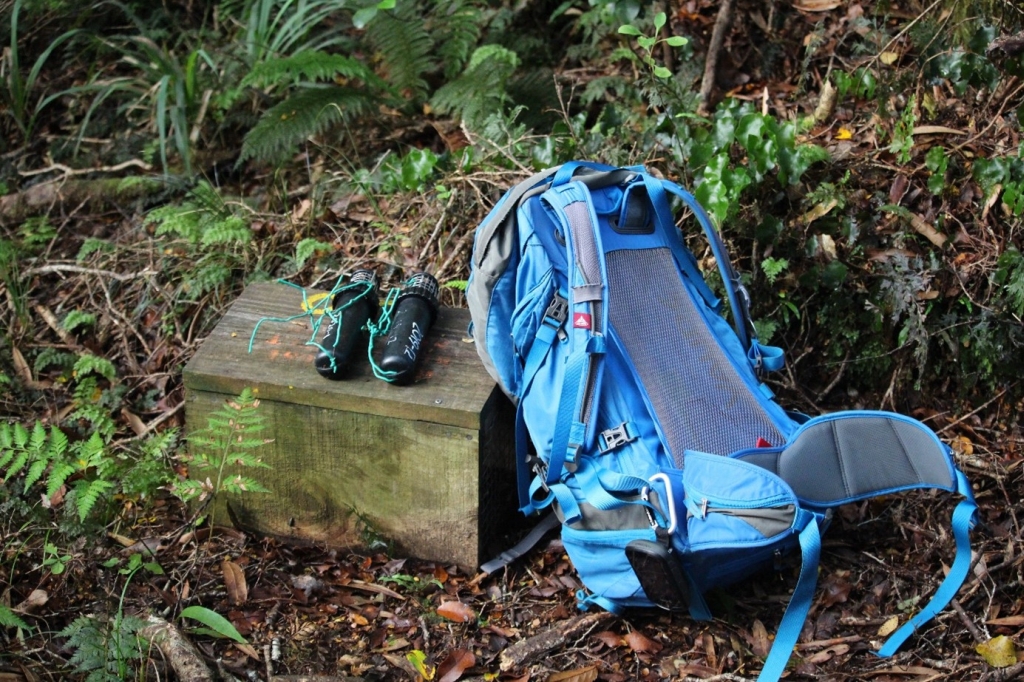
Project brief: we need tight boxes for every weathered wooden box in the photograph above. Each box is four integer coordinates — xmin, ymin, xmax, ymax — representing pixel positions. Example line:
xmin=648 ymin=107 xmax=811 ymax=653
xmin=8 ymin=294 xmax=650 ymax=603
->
xmin=183 ymin=282 xmax=517 ymax=568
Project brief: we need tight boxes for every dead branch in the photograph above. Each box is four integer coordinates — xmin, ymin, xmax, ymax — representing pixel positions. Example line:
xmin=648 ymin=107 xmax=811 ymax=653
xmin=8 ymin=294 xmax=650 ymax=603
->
xmin=499 ymin=611 xmax=614 ymax=672
xmin=980 ymin=661 xmax=1024 ymax=682
xmin=698 ymin=0 xmax=735 ymax=115
xmin=0 ymin=177 xmax=165 ymax=225
xmin=139 ymin=614 xmax=214 ymax=682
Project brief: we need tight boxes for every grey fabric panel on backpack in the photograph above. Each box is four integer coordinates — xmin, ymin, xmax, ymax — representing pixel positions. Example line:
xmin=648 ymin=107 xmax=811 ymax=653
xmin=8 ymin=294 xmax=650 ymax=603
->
xmin=771 ymin=415 xmax=955 ymax=506
xmin=606 ymin=247 xmax=784 ymax=463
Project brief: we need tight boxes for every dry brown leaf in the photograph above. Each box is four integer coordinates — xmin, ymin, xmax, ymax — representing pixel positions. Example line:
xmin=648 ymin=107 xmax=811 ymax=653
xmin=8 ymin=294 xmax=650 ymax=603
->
xmin=879 ymin=51 xmax=900 ymax=65
xmin=221 ymin=559 xmax=247 ymax=606
xmin=624 ymin=630 xmax=662 ymax=654
xmin=977 ymin=636 xmax=1018 ymax=668
xmin=107 ymin=533 xmax=136 ymax=547
xmin=348 ymin=579 xmax=406 ymax=601
xmin=436 ymin=600 xmax=475 ymax=623
xmin=912 ymin=125 xmax=966 ymax=136
xmin=233 ymin=642 xmax=260 ymax=660
xmin=592 ymin=630 xmax=623 ymax=649
xmin=382 ymin=637 xmax=410 ymax=652
xmin=351 ymin=613 xmax=369 ymax=626
xmin=909 ymin=214 xmax=947 ymax=248
xmin=794 ymin=0 xmax=841 ymax=10
xmin=14 ymin=589 xmax=48 ymax=613
xmin=866 ymin=665 xmax=941 ymax=677
xmin=434 ymin=565 xmax=449 ymax=584
xmin=751 ymin=619 xmax=771 ymax=658
xmin=877 ymin=616 xmax=900 ymax=637
xmin=547 ymin=665 xmax=598 ymax=682
xmin=702 ymin=631 xmax=717 ymax=668
xmin=437 ymin=648 xmax=475 ymax=682
xmin=805 ymin=644 xmax=850 ymax=665
xmin=11 ymin=346 xmax=50 ymax=389
xmin=801 ymin=199 xmax=838 ymax=225
xmin=987 ymin=615 xmax=1024 ymax=626
xmin=121 ymin=408 xmax=147 ymax=437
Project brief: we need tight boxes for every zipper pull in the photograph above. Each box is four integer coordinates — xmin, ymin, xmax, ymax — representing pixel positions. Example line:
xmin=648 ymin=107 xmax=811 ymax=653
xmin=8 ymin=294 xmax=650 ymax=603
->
xmin=700 ymin=498 xmax=708 ymax=519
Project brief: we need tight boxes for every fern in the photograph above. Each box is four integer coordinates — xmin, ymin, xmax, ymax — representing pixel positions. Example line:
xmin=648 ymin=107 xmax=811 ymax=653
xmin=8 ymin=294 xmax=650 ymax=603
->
xmin=429 ymin=44 xmax=520 ymax=129
xmin=60 ymin=613 xmax=146 ymax=682
xmin=365 ymin=3 xmax=434 ymax=101
xmin=241 ymin=85 xmax=377 ymax=163
xmin=176 ymin=388 xmax=271 ymax=522
xmin=0 ymin=604 xmax=31 ymax=631
xmin=74 ymin=479 xmax=115 ymax=522
xmin=63 ymin=311 xmax=97 ymax=334
xmin=295 ymin=238 xmax=333 ymax=269
xmin=242 ymin=50 xmax=381 ymax=89
xmin=431 ymin=0 xmax=484 ymax=79
xmin=74 ymin=355 xmax=117 ymax=382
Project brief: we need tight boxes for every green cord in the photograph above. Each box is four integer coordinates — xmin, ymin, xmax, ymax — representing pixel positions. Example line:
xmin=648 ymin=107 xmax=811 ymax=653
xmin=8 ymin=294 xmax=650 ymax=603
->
xmin=247 ymin=276 xmax=375 ymax=375
xmin=366 ymin=287 xmax=400 ymax=382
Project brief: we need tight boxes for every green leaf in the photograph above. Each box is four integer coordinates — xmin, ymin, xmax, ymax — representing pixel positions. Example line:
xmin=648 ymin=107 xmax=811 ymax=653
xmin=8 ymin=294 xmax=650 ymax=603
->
xmin=977 ymin=635 xmax=1017 ymax=668
xmin=653 ymin=12 xmax=666 ymax=30
xmin=653 ymin=66 xmax=672 ymax=79
xmin=352 ymin=7 xmax=378 ymax=29
xmin=617 ymin=24 xmax=642 ymax=36
xmin=179 ymin=606 xmax=247 ymax=643
xmin=665 ymin=36 xmax=687 ymax=47
xmin=637 ymin=35 xmax=656 ymax=51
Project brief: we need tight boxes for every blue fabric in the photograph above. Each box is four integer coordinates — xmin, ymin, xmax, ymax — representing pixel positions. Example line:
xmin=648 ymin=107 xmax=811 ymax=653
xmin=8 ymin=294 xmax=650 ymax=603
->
xmin=876 ymin=470 xmax=977 ymax=657
xmin=467 ymin=161 xmax=976 ymax=668
xmin=757 ymin=517 xmax=821 ymax=682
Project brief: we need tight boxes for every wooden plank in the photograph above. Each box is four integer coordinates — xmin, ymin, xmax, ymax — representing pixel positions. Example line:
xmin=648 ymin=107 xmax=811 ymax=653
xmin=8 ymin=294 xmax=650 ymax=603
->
xmin=186 ymin=388 xmax=492 ymax=567
xmin=183 ymin=282 xmax=494 ymax=430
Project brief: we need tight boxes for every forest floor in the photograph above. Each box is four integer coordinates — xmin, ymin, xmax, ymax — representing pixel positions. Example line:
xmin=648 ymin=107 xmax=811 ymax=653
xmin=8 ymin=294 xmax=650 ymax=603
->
xmin=2 ymin=1 xmax=1024 ymax=681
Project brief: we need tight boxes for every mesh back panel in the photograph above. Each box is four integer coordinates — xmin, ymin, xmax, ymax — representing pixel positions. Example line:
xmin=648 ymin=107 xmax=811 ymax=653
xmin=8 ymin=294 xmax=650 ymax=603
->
xmin=606 ymin=248 xmax=783 ymax=464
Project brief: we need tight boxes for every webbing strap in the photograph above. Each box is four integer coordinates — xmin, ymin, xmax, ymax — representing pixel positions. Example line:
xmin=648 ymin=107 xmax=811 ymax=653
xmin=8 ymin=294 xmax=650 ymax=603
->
xmin=547 ymin=351 xmax=589 ymax=484
xmin=876 ymin=470 xmax=977 ymax=657
xmin=757 ymin=518 xmax=821 ymax=682
xmin=479 ymin=512 xmax=561 ymax=574
xmin=659 ymin=180 xmax=756 ymax=351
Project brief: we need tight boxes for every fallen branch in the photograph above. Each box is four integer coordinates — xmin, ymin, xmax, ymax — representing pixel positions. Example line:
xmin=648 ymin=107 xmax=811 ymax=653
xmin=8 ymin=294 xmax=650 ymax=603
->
xmin=0 ymin=177 xmax=166 ymax=224
xmin=499 ymin=611 xmax=614 ymax=672
xmin=980 ymin=661 xmax=1024 ymax=682
xmin=140 ymin=614 xmax=214 ymax=682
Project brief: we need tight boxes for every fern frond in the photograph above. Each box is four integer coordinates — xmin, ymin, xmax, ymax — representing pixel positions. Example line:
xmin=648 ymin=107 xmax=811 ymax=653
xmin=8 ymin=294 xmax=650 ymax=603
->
xmin=47 ymin=461 xmax=76 ymax=499
xmin=508 ymin=67 xmax=560 ymax=129
xmin=199 ymin=215 xmax=251 ymax=247
xmin=5 ymin=452 xmax=29 ymax=481
xmin=13 ymin=422 xmax=29 ymax=448
xmin=29 ymin=421 xmax=47 ymax=452
xmin=242 ymin=50 xmax=381 ymax=89
xmin=223 ymin=474 xmax=270 ymax=494
xmin=366 ymin=4 xmax=434 ymax=101
xmin=74 ymin=478 xmax=115 ymax=522
xmin=431 ymin=0 xmax=484 ymax=79
xmin=241 ymin=85 xmax=377 ymax=163
xmin=73 ymin=355 xmax=117 ymax=382
xmin=24 ymin=453 xmax=51 ymax=493
xmin=0 ymin=604 xmax=31 ymax=630
xmin=429 ymin=44 xmax=520 ymax=129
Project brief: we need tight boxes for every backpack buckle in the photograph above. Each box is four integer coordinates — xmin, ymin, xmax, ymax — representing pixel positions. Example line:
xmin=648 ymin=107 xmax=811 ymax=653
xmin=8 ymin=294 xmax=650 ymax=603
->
xmin=542 ymin=293 xmax=568 ymax=329
xmin=599 ymin=422 xmax=636 ymax=453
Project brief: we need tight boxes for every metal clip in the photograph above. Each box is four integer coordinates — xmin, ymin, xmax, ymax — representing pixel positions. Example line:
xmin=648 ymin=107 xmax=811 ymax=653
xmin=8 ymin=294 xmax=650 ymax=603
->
xmin=641 ymin=473 xmax=677 ymax=534
xmin=599 ymin=422 xmax=635 ymax=453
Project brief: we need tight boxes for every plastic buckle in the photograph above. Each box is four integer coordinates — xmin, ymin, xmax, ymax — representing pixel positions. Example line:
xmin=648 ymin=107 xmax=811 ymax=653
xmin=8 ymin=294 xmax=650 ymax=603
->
xmin=599 ymin=422 xmax=635 ymax=453
xmin=542 ymin=293 xmax=568 ymax=328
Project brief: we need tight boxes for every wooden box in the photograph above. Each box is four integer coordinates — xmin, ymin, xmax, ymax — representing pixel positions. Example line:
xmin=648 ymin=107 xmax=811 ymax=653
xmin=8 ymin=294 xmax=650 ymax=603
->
xmin=183 ymin=282 xmax=518 ymax=568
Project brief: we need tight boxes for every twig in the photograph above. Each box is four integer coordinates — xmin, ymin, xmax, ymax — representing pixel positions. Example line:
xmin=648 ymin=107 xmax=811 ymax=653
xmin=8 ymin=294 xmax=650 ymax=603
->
xmin=937 ymin=387 xmax=1012 ymax=434
xmin=866 ymin=0 xmax=943 ymax=69
xmin=980 ymin=661 xmax=1024 ymax=682
xmin=796 ymin=634 xmax=863 ymax=650
xmin=685 ymin=674 xmax=752 ymax=682
xmin=816 ymin=350 xmax=850 ymax=402
xmin=24 ymin=263 xmax=158 ymax=282
xmin=19 ymin=158 xmax=153 ymax=177
xmin=417 ymin=189 xmax=457 ymax=267
xmin=698 ymin=0 xmax=735 ymax=115
xmin=950 ymin=599 xmax=985 ymax=644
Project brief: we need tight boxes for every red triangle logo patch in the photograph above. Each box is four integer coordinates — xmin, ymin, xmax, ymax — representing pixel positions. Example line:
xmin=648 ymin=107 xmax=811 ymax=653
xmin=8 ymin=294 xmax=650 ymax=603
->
xmin=573 ymin=313 xmax=592 ymax=330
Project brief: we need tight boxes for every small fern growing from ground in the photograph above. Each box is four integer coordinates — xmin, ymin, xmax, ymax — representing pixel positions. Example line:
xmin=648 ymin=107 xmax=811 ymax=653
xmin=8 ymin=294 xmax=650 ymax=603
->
xmin=0 ymin=424 xmax=113 ymax=522
xmin=173 ymin=388 xmax=271 ymax=525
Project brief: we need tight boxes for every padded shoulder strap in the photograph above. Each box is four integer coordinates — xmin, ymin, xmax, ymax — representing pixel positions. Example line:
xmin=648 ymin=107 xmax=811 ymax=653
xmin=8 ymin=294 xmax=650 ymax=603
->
xmin=738 ymin=411 xmax=957 ymax=507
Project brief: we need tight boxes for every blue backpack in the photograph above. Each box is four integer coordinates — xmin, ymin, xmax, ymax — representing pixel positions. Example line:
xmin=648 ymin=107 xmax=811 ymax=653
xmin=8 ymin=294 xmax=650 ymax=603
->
xmin=467 ymin=162 xmax=977 ymax=681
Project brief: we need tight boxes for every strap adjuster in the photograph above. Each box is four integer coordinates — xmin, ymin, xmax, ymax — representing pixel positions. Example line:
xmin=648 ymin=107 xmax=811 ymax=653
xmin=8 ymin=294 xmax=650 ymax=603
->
xmin=542 ymin=293 xmax=568 ymax=329
xmin=599 ymin=422 xmax=636 ymax=453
